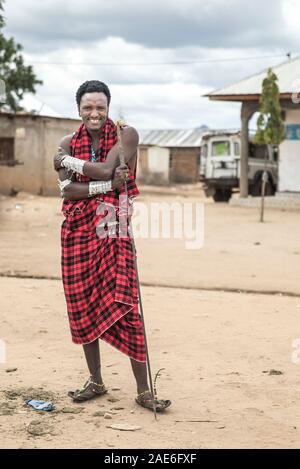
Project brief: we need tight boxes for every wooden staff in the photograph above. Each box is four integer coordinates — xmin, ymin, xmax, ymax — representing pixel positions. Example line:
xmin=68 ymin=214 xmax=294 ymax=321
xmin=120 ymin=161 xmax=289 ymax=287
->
xmin=116 ymin=122 xmax=157 ymax=419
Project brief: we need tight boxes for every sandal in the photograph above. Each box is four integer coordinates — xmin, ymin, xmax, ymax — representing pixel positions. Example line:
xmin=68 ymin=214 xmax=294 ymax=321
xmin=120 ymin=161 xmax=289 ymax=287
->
xmin=68 ymin=377 xmax=108 ymax=402
xmin=135 ymin=390 xmax=171 ymax=412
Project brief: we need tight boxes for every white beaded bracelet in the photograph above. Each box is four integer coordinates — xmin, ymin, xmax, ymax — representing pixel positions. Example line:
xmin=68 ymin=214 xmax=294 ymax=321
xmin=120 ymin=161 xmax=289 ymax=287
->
xmin=58 ymin=178 xmax=72 ymax=197
xmin=88 ymin=180 xmax=112 ymax=197
xmin=61 ymin=155 xmax=85 ymax=175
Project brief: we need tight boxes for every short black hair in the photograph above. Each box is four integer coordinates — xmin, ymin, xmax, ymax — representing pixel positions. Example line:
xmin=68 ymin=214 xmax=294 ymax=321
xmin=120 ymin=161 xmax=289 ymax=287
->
xmin=76 ymin=80 xmax=111 ymax=108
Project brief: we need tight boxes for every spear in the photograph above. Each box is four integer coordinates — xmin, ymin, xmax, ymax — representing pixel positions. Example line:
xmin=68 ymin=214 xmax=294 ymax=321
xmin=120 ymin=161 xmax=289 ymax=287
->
xmin=116 ymin=122 xmax=157 ymax=419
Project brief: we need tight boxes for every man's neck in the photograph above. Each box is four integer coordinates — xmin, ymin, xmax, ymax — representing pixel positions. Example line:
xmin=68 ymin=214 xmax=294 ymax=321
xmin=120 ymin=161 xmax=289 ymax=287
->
xmin=85 ymin=118 xmax=108 ymax=142
xmin=86 ymin=127 xmax=102 ymax=142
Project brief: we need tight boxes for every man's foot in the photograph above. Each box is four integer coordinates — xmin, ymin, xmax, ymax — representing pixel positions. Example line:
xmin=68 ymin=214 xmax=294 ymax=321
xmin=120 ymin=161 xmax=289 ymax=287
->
xmin=136 ymin=390 xmax=171 ymax=412
xmin=68 ymin=377 xmax=108 ymax=403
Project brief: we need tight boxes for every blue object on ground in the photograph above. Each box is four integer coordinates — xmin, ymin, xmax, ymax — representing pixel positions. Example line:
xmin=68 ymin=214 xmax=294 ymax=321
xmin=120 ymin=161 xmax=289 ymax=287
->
xmin=26 ymin=399 xmax=55 ymax=411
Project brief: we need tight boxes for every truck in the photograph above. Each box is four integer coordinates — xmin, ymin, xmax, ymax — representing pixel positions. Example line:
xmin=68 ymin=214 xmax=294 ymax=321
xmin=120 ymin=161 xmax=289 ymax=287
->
xmin=200 ymin=130 xmax=278 ymax=202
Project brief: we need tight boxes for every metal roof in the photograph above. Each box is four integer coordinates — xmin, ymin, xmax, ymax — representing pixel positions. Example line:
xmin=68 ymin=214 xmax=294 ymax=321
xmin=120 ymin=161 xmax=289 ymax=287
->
xmin=20 ymin=95 xmax=62 ymax=117
xmin=201 ymin=128 xmax=240 ymax=138
xmin=138 ymin=128 xmax=206 ymax=147
xmin=206 ymin=55 xmax=300 ymax=100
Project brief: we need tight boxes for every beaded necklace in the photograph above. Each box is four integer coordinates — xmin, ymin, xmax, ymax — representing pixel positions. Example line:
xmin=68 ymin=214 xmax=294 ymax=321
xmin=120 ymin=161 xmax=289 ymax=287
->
xmin=90 ymin=146 xmax=98 ymax=162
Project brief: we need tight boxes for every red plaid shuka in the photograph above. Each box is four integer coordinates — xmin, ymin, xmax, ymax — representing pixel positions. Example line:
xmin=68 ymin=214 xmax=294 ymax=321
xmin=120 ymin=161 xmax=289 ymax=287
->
xmin=61 ymin=118 xmax=146 ymax=362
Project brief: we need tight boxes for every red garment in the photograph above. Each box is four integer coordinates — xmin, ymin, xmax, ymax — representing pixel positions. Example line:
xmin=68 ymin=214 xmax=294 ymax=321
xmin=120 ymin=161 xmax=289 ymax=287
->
xmin=61 ymin=119 xmax=146 ymax=362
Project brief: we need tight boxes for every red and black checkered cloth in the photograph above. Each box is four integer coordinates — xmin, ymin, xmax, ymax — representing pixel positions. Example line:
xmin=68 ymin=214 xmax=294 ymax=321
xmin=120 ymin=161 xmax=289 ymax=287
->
xmin=61 ymin=119 xmax=146 ymax=362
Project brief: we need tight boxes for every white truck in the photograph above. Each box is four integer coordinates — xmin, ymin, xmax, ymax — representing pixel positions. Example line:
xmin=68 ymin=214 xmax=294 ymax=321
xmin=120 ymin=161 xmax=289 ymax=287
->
xmin=200 ymin=130 xmax=278 ymax=202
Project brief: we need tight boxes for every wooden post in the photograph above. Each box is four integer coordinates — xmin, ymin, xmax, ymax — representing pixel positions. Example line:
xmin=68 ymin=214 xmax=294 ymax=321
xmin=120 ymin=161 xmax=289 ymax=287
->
xmin=240 ymin=102 xmax=257 ymax=198
xmin=260 ymin=171 xmax=268 ymax=222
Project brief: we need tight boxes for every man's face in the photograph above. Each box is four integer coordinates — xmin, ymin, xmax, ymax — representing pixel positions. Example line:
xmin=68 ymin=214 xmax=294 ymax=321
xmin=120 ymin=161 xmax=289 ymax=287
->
xmin=79 ymin=92 xmax=109 ymax=131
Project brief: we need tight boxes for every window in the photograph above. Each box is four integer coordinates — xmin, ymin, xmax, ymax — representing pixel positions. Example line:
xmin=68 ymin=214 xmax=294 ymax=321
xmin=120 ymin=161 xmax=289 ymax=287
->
xmin=249 ymin=143 xmax=268 ymax=159
xmin=0 ymin=137 xmax=15 ymax=165
xmin=212 ymin=141 xmax=230 ymax=156
xmin=234 ymin=142 xmax=240 ymax=156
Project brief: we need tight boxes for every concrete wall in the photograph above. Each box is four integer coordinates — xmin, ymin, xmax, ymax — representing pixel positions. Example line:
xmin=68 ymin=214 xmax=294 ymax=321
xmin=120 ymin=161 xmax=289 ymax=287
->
xmin=137 ymin=146 xmax=170 ymax=184
xmin=0 ymin=114 xmax=80 ymax=196
xmin=137 ymin=145 xmax=200 ymax=185
xmin=169 ymin=147 xmax=200 ymax=183
xmin=279 ymin=109 xmax=300 ymax=192
xmin=136 ymin=147 xmax=148 ymax=182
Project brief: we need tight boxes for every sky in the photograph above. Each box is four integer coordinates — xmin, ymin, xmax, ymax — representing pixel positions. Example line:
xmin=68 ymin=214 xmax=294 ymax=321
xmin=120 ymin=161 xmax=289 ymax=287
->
xmin=3 ymin=0 xmax=300 ymax=129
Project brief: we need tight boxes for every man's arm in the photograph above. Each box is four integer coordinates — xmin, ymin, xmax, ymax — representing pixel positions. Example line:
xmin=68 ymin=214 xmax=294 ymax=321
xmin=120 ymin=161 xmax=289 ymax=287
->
xmin=82 ymin=126 xmax=138 ymax=180
xmin=56 ymin=134 xmax=90 ymax=200
xmin=55 ymin=127 xmax=138 ymax=180
xmin=56 ymin=135 xmax=128 ymax=200
xmin=58 ymin=169 xmax=90 ymax=200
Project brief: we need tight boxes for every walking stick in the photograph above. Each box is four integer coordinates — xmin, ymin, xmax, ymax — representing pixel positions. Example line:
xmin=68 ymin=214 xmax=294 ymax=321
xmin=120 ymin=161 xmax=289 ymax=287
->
xmin=116 ymin=122 xmax=157 ymax=419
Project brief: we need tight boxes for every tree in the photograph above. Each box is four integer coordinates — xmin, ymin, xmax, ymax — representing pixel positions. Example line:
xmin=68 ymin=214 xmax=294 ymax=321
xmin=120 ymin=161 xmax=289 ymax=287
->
xmin=0 ymin=0 xmax=42 ymax=112
xmin=254 ymin=68 xmax=285 ymax=222
xmin=0 ymin=0 xmax=4 ymax=29
xmin=254 ymin=68 xmax=285 ymax=145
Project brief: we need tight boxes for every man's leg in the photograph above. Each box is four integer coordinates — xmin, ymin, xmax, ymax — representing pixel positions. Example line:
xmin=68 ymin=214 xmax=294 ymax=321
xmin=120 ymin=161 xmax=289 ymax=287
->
xmin=68 ymin=339 xmax=107 ymax=401
xmin=83 ymin=339 xmax=103 ymax=384
xmin=130 ymin=358 xmax=171 ymax=412
xmin=130 ymin=358 xmax=149 ymax=394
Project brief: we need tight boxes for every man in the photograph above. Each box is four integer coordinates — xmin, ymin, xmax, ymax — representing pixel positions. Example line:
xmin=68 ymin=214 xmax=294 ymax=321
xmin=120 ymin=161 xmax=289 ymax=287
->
xmin=54 ymin=80 xmax=170 ymax=412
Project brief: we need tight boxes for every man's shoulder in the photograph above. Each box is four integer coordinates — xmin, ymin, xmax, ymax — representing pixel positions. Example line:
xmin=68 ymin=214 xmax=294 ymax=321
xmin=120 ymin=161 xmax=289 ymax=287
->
xmin=122 ymin=126 xmax=139 ymax=144
xmin=60 ymin=133 xmax=75 ymax=144
xmin=59 ymin=133 xmax=75 ymax=151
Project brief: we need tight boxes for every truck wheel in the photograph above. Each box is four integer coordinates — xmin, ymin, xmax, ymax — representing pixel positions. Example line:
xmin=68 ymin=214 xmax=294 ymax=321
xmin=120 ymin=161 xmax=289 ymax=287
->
xmin=250 ymin=175 xmax=275 ymax=197
xmin=213 ymin=189 xmax=232 ymax=202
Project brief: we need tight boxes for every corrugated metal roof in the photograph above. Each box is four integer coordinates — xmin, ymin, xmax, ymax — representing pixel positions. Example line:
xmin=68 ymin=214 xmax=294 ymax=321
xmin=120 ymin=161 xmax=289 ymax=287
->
xmin=20 ymin=95 xmax=62 ymax=117
xmin=207 ymin=56 xmax=300 ymax=98
xmin=138 ymin=128 xmax=206 ymax=147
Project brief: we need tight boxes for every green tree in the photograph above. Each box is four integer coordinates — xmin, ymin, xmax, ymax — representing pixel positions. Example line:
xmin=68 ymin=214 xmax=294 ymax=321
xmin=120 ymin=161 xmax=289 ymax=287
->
xmin=254 ymin=68 xmax=285 ymax=222
xmin=0 ymin=0 xmax=4 ymax=29
xmin=0 ymin=0 xmax=42 ymax=112
xmin=254 ymin=68 xmax=285 ymax=145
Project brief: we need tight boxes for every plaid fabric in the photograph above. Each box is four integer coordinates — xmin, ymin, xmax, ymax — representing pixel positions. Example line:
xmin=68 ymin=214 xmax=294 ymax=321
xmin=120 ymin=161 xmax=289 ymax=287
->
xmin=61 ymin=119 xmax=146 ymax=362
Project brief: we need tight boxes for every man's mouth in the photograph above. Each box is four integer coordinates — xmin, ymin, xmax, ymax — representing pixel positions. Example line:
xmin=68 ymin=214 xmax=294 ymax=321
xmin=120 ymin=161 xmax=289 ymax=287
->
xmin=89 ymin=119 xmax=102 ymax=125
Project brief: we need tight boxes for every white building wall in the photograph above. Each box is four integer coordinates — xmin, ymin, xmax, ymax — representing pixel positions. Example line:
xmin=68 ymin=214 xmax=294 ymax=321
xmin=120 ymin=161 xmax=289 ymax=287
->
xmin=279 ymin=109 xmax=300 ymax=192
xmin=147 ymin=146 xmax=170 ymax=182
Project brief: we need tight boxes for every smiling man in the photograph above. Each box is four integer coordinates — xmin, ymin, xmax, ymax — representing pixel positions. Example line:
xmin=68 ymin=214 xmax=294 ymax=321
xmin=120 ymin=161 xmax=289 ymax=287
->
xmin=54 ymin=80 xmax=171 ymax=412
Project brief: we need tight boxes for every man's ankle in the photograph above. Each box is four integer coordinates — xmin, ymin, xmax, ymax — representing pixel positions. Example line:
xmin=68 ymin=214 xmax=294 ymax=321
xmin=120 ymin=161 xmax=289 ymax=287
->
xmin=137 ymin=386 xmax=150 ymax=395
xmin=90 ymin=376 xmax=103 ymax=385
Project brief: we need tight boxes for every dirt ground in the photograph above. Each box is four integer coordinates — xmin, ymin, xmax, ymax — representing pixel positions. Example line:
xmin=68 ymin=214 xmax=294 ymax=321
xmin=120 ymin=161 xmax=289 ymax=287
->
xmin=0 ymin=187 xmax=300 ymax=449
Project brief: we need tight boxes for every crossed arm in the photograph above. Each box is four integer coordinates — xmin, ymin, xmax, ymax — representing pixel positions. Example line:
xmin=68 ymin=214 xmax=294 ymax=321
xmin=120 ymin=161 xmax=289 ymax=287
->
xmin=55 ymin=127 xmax=138 ymax=200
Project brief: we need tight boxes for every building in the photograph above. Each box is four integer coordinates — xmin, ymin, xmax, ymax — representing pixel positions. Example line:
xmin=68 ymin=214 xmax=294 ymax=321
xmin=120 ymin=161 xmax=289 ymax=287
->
xmin=206 ymin=56 xmax=300 ymax=196
xmin=137 ymin=128 xmax=205 ymax=184
xmin=0 ymin=112 xmax=80 ymax=196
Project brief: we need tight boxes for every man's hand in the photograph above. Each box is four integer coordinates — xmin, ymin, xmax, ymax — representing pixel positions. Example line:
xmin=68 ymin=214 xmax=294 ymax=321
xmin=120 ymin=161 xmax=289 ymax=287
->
xmin=112 ymin=164 xmax=129 ymax=191
xmin=54 ymin=147 xmax=68 ymax=171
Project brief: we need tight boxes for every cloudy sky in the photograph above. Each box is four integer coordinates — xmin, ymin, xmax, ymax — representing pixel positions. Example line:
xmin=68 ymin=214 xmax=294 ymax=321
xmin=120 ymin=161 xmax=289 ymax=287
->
xmin=3 ymin=0 xmax=300 ymax=129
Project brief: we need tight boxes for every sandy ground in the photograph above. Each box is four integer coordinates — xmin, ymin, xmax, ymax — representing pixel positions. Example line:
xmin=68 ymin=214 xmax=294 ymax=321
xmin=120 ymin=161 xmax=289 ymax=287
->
xmin=0 ymin=187 xmax=300 ymax=449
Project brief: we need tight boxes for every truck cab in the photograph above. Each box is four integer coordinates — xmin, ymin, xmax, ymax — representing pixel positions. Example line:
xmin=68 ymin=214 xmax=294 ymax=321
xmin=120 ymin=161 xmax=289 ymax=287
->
xmin=200 ymin=131 xmax=278 ymax=202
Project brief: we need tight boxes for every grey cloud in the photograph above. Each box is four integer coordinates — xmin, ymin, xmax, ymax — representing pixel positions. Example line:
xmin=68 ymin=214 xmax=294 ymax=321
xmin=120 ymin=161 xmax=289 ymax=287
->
xmin=2 ymin=0 xmax=293 ymax=130
xmin=3 ymin=0 xmax=294 ymax=54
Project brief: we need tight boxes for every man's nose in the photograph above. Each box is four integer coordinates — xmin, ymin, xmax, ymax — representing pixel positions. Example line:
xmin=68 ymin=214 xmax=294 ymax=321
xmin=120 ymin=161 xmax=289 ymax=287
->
xmin=90 ymin=110 xmax=100 ymax=118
